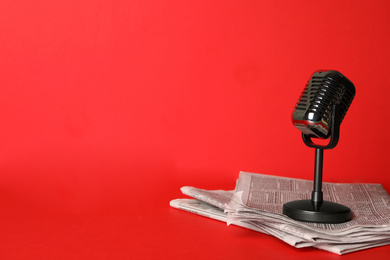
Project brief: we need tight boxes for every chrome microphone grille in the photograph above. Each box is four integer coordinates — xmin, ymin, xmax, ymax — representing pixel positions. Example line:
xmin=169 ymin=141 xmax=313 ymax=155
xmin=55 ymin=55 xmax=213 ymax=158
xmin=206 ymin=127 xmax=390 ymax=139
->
xmin=292 ymin=71 xmax=355 ymax=138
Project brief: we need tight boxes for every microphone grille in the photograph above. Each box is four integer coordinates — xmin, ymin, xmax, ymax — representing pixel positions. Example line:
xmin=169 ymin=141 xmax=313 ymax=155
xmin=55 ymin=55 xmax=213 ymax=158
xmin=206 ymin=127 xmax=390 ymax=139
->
xmin=292 ymin=71 xmax=356 ymax=138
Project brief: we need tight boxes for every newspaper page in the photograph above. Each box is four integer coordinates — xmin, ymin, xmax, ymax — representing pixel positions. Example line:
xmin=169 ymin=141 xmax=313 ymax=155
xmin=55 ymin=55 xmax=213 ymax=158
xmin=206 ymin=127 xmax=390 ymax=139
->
xmin=171 ymin=186 xmax=390 ymax=254
xmin=226 ymin=172 xmax=390 ymax=253
xmin=170 ymin=172 xmax=390 ymax=255
xmin=230 ymin=172 xmax=390 ymax=231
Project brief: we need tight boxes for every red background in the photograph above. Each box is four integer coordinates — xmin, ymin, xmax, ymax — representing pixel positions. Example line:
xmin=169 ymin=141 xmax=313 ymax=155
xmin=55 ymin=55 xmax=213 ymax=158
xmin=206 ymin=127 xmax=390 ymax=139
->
xmin=1 ymin=0 xmax=390 ymax=259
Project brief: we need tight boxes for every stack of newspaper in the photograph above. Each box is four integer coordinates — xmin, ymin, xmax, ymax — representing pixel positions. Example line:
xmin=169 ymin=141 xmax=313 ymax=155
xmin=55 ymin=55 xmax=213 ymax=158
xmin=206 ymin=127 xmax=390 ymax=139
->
xmin=170 ymin=172 xmax=390 ymax=255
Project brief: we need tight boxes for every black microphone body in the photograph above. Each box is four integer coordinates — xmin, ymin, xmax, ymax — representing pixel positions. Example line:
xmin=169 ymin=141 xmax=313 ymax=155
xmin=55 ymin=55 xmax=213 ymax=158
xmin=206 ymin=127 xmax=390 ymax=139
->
xmin=292 ymin=70 xmax=355 ymax=139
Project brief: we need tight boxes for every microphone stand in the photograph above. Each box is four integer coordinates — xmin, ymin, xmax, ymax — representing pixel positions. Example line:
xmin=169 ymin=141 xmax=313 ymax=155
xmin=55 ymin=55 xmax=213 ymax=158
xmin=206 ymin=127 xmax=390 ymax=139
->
xmin=312 ymin=147 xmax=323 ymax=211
xmin=283 ymin=104 xmax=351 ymax=223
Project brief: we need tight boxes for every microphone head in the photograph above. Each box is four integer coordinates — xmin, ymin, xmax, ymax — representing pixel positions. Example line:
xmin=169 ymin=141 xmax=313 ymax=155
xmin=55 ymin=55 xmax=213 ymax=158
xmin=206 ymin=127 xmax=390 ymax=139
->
xmin=292 ymin=70 xmax=356 ymax=139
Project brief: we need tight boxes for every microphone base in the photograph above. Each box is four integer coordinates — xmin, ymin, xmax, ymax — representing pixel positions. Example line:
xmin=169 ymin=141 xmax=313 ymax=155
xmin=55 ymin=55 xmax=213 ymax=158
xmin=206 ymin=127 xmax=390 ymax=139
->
xmin=283 ymin=200 xmax=351 ymax=223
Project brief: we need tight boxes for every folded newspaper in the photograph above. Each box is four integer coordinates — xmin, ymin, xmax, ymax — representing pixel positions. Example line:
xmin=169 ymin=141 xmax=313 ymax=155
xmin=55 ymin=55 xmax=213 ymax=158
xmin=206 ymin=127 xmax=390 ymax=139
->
xmin=170 ymin=172 xmax=390 ymax=255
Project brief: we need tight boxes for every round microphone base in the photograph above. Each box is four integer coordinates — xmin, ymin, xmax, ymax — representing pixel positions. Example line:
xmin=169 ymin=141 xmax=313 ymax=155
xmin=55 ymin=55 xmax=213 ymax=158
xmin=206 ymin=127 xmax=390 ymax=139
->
xmin=283 ymin=200 xmax=351 ymax=223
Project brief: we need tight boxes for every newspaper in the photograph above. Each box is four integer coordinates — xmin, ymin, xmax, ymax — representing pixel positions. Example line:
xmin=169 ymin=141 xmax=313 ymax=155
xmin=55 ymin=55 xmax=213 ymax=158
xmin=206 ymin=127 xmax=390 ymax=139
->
xmin=170 ymin=172 xmax=390 ymax=255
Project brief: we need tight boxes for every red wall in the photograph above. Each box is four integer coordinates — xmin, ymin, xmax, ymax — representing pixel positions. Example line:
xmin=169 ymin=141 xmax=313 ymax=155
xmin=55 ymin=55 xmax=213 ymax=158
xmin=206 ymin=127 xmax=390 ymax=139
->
xmin=1 ymin=0 xmax=390 ymax=212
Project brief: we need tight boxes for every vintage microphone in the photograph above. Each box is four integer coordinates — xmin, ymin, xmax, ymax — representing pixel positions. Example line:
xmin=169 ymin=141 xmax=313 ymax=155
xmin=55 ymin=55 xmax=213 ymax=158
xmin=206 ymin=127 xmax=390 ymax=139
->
xmin=283 ymin=70 xmax=356 ymax=223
